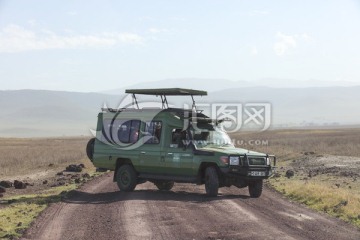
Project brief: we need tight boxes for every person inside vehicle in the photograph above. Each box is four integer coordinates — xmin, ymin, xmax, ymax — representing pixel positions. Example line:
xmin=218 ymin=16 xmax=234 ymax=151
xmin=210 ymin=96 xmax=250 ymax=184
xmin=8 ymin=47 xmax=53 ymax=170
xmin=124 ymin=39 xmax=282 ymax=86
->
xmin=172 ymin=129 xmax=187 ymax=148
xmin=154 ymin=122 xmax=162 ymax=143
xmin=130 ymin=129 xmax=139 ymax=143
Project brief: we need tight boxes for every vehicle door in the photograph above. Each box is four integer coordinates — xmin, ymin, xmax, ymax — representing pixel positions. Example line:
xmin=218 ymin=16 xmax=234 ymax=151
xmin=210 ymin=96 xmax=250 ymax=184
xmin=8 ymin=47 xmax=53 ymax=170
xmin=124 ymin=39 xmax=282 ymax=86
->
xmin=137 ymin=121 xmax=164 ymax=174
xmin=162 ymin=128 xmax=194 ymax=176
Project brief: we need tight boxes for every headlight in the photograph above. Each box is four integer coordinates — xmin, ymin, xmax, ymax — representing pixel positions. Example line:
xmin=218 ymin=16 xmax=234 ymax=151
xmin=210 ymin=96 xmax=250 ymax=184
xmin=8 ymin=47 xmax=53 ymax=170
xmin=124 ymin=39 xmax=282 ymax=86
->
xmin=229 ymin=156 xmax=240 ymax=165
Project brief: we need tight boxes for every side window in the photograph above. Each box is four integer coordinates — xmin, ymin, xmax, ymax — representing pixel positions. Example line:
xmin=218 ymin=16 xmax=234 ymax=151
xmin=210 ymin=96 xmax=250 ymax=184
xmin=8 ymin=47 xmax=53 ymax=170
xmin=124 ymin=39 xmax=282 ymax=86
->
xmin=171 ymin=129 xmax=187 ymax=148
xmin=118 ymin=120 xmax=131 ymax=143
xmin=129 ymin=120 xmax=141 ymax=143
xmin=144 ymin=121 xmax=162 ymax=144
xmin=117 ymin=120 xmax=141 ymax=143
xmin=101 ymin=119 xmax=113 ymax=143
xmin=101 ymin=119 xmax=140 ymax=144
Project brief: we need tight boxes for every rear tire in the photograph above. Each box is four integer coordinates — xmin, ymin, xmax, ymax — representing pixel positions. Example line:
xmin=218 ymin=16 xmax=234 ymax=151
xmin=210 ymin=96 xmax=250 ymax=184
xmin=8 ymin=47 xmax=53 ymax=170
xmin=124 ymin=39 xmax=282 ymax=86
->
xmin=155 ymin=181 xmax=174 ymax=191
xmin=116 ymin=165 xmax=137 ymax=192
xmin=248 ymin=180 xmax=263 ymax=198
xmin=86 ymin=138 xmax=95 ymax=161
xmin=205 ymin=167 xmax=219 ymax=197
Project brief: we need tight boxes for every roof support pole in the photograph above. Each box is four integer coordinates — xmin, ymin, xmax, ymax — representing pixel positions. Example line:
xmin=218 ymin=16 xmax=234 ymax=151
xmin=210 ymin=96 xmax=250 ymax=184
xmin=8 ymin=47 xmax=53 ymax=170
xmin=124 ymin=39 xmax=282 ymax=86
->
xmin=191 ymin=95 xmax=196 ymax=110
xmin=163 ymin=95 xmax=169 ymax=108
xmin=132 ymin=94 xmax=139 ymax=109
xmin=159 ymin=95 xmax=169 ymax=109
xmin=160 ymin=95 xmax=165 ymax=109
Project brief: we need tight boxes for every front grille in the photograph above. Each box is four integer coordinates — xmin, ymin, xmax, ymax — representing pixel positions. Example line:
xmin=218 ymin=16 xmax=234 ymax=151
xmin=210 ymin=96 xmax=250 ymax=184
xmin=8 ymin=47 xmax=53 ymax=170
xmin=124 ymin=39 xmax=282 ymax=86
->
xmin=248 ymin=157 xmax=266 ymax=166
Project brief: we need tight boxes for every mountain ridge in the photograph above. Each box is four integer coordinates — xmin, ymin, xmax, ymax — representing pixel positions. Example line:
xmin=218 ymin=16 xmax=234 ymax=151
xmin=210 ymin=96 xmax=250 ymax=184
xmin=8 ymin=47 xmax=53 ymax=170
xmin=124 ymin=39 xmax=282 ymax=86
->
xmin=1 ymin=86 xmax=359 ymax=137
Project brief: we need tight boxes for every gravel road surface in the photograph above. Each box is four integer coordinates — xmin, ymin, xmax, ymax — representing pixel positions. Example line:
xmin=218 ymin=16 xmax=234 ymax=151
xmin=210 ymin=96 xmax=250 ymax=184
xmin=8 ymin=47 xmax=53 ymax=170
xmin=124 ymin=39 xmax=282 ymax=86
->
xmin=23 ymin=173 xmax=360 ymax=240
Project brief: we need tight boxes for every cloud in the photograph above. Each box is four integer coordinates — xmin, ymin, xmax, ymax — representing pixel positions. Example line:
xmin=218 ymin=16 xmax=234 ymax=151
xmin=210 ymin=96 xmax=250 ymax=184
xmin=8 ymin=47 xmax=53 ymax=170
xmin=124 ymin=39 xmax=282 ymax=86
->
xmin=273 ymin=32 xmax=297 ymax=56
xmin=28 ymin=19 xmax=36 ymax=27
xmin=300 ymin=33 xmax=314 ymax=43
xmin=273 ymin=32 xmax=314 ymax=56
xmin=0 ymin=24 xmax=143 ymax=53
xmin=148 ymin=28 xmax=169 ymax=34
xmin=103 ymin=32 xmax=143 ymax=44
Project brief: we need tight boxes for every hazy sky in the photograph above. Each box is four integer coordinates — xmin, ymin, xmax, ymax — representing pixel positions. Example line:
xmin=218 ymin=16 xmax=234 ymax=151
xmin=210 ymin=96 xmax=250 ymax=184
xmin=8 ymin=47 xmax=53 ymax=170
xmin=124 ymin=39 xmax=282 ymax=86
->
xmin=0 ymin=0 xmax=360 ymax=92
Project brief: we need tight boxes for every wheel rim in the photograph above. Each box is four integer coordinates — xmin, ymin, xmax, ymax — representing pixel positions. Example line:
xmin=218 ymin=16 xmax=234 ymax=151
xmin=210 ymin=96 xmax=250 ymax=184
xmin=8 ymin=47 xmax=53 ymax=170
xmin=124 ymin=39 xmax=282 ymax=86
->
xmin=120 ymin=171 xmax=130 ymax=186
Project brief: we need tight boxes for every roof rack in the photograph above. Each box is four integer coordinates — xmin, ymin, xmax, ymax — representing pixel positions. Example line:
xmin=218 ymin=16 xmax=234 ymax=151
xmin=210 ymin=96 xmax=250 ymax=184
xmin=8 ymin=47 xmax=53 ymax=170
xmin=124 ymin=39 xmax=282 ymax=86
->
xmin=125 ymin=88 xmax=207 ymax=96
xmin=125 ymin=88 xmax=207 ymax=110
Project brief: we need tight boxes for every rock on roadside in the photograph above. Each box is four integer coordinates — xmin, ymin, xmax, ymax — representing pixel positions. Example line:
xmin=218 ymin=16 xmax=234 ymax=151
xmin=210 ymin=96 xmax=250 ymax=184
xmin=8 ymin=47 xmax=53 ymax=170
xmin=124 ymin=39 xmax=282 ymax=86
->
xmin=65 ymin=164 xmax=84 ymax=173
xmin=0 ymin=180 xmax=13 ymax=188
xmin=286 ymin=170 xmax=295 ymax=178
xmin=14 ymin=180 xmax=27 ymax=189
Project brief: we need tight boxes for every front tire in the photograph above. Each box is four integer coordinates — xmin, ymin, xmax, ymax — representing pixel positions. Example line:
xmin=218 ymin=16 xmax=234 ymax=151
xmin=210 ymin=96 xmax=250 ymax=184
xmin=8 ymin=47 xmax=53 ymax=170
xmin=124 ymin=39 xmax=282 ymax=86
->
xmin=116 ymin=165 xmax=137 ymax=192
xmin=154 ymin=181 xmax=174 ymax=191
xmin=205 ymin=167 xmax=219 ymax=197
xmin=248 ymin=180 xmax=263 ymax=198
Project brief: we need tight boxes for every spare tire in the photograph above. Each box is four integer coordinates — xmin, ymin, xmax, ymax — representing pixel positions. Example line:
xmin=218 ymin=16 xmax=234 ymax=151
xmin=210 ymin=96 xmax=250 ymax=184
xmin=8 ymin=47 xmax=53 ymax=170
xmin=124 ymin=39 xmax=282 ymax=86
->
xmin=86 ymin=138 xmax=95 ymax=161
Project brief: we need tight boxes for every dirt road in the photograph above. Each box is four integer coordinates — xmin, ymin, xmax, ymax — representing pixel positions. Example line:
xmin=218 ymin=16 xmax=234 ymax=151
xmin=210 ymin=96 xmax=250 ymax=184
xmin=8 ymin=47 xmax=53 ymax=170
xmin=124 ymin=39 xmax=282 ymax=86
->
xmin=23 ymin=173 xmax=360 ymax=240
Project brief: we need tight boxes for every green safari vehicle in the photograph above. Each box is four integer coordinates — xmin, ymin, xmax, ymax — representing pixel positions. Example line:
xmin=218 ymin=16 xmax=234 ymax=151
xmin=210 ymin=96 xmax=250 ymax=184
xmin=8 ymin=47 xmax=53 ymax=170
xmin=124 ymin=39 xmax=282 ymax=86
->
xmin=86 ymin=88 xmax=276 ymax=197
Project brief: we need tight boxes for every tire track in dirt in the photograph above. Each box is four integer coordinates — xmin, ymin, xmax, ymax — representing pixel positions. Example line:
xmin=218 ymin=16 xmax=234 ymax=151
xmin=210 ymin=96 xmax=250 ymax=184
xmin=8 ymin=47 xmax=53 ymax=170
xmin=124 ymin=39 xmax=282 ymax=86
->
xmin=23 ymin=173 xmax=360 ymax=240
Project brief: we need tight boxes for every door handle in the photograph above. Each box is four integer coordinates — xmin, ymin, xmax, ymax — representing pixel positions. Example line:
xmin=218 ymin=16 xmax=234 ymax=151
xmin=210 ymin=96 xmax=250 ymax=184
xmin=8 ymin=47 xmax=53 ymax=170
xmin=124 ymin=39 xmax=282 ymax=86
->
xmin=141 ymin=151 xmax=146 ymax=154
xmin=167 ymin=153 xmax=173 ymax=155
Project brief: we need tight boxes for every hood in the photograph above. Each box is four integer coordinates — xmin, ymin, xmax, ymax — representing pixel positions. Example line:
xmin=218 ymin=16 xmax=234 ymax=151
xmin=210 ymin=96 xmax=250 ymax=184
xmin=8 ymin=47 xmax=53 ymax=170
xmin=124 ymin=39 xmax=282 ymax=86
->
xmin=197 ymin=146 xmax=267 ymax=156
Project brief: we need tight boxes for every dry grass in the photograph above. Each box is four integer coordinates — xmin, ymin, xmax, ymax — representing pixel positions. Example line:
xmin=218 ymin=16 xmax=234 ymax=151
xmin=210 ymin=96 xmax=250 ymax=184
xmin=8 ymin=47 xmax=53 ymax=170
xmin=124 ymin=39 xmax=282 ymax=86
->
xmin=0 ymin=136 xmax=99 ymax=239
xmin=230 ymin=128 xmax=360 ymax=159
xmin=1 ymin=129 xmax=360 ymax=229
xmin=2 ymin=128 xmax=359 ymax=178
xmin=231 ymin=128 xmax=360 ymax=228
xmin=0 ymin=175 xmax=102 ymax=239
xmin=0 ymin=202 xmax=46 ymax=238
xmin=0 ymin=137 xmax=89 ymax=177
xmin=270 ymin=177 xmax=360 ymax=227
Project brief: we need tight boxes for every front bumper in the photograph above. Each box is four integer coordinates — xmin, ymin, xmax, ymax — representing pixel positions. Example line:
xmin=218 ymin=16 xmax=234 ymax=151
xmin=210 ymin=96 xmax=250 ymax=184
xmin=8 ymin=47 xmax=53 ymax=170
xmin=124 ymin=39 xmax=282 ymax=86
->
xmin=220 ymin=154 xmax=276 ymax=180
xmin=220 ymin=166 xmax=273 ymax=179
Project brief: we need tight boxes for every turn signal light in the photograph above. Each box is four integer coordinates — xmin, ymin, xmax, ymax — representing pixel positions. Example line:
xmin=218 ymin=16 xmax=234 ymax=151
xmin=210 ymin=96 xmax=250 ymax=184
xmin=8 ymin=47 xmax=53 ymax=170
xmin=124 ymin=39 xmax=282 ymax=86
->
xmin=220 ymin=156 xmax=229 ymax=164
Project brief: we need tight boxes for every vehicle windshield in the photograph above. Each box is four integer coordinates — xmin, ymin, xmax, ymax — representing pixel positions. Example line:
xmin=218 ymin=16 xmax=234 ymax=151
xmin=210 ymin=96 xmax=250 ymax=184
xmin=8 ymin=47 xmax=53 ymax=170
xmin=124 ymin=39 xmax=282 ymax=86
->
xmin=191 ymin=125 xmax=234 ymax=148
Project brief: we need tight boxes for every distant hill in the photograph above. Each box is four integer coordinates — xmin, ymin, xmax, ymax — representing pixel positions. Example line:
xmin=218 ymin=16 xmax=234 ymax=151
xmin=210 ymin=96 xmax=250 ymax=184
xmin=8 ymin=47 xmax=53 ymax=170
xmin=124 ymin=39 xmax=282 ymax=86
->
xmin=207 ymin=86 xmax=360 ymax=127
xmin=0 ymin=90 xmax=122 ymax=137
xmin=100 ymin=78 xmax=250 ymax=95
xmin=1 ymin=86 xmax=360 ymax=137
xmin=101 ymin=78 xmax=360 ymax=95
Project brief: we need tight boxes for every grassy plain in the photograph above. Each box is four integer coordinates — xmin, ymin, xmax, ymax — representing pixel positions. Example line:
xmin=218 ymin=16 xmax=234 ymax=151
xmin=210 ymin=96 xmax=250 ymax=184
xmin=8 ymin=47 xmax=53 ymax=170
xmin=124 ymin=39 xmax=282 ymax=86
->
xmin=0 ymin=184 xmax=78 ymax=238
xmin=231 ymin=128 xmax=360 ymax=158
xmin=0 ymin=137 xmax=94 ymax=238
xmin=231 ymin=128 xmax=360 ymax=227
xmin=1 ymin=128 xmax=360 ymax=238
xmin=0 ymin=137 xmax=88 ymax=177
